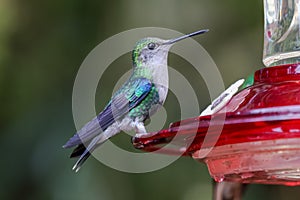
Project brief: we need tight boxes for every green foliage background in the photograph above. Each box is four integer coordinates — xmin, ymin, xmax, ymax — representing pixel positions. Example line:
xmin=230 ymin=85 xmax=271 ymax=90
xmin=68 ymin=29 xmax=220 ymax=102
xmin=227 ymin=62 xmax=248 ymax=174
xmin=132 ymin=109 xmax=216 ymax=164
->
xmin=1 ymin=0 xmax=300 ymax=199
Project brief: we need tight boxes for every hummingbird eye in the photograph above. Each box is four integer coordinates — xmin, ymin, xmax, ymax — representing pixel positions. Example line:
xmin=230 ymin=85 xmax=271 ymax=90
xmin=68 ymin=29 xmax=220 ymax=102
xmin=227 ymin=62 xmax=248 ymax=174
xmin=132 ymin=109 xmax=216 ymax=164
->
xmin=147 ymin=42 xmax=156 ymax=50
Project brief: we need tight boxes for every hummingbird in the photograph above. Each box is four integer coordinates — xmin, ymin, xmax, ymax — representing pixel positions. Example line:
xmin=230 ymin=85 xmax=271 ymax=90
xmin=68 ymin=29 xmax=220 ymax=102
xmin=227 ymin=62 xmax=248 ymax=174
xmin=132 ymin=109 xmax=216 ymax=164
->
xmin=63 ymin=29 xmax=209 ymax=172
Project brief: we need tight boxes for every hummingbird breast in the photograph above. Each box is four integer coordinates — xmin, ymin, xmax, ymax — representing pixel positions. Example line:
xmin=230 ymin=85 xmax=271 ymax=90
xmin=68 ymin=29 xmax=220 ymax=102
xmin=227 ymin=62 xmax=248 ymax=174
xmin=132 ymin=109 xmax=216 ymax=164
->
xmin=129 ymin=85 xmax=160 ymax=118
xmin=129 ymin=61 xmax=169 ymax=120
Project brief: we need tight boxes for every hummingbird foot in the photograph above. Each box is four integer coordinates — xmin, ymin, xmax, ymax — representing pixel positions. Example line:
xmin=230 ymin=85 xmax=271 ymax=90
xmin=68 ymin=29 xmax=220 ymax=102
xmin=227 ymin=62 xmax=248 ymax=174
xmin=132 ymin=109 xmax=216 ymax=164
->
xmin=133 ymin=121 xmax=147 ymax=134
xmin=131 ymin=119 xmax=155 ymax=138
xmin=134 ymin=131 xmax=158 ymax=138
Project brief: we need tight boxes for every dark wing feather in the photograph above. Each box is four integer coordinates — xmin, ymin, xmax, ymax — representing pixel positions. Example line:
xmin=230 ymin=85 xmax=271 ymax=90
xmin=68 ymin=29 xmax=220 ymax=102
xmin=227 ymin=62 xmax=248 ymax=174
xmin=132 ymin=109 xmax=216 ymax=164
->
xmin=62 ymin=105 xmax=114 ymax=148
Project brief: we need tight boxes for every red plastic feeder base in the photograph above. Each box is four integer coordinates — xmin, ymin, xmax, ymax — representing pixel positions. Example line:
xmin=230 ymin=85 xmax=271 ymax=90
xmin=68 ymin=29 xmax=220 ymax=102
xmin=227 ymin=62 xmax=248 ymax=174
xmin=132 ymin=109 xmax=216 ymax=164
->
xmin=133 ymin=64 xmax=300 ymax=186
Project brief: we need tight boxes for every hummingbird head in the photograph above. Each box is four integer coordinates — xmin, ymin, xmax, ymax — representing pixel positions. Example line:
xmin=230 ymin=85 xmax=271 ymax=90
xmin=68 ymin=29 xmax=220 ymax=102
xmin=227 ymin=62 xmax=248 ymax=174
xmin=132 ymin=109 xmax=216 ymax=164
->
xmin=132 ymin=38 xmax=171 ymax=68
xmin=132 ymin=29 xmax=209 ymax=68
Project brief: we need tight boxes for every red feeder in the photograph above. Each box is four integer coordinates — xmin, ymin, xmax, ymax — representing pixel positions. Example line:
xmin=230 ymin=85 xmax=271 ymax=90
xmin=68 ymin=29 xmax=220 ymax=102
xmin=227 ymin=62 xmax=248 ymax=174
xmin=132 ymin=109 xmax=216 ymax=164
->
xmin=133 ymin=0 xmax=300 ymax=186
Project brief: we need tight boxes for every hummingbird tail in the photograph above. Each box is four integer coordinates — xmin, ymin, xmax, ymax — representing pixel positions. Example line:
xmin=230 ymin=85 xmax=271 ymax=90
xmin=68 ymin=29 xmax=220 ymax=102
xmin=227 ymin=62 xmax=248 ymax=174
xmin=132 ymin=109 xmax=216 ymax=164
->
xmin=70 ymin=144 xmax=86 ymax=158
xmin=72 ymin=150 xmax=91 ymax=173
xmin=72 ymin=133 xmax=109 ymax=172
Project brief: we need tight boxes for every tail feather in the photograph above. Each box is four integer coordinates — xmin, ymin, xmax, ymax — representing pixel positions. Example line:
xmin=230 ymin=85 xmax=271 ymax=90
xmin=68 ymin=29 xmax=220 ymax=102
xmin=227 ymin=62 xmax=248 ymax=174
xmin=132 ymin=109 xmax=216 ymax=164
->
xmin=72 ymin=134 xmax=109 ymax=172
xmin=72 ymin=150 xmax=91 ymax=173
xmin=70 ymin=144 xmax=86 ymax=158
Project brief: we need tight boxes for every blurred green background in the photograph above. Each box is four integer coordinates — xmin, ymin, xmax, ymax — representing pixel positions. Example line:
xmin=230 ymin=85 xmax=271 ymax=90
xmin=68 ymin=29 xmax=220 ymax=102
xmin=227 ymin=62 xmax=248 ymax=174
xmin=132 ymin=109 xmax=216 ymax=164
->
xmin=2 ymin=0 xmax=300 ymax=199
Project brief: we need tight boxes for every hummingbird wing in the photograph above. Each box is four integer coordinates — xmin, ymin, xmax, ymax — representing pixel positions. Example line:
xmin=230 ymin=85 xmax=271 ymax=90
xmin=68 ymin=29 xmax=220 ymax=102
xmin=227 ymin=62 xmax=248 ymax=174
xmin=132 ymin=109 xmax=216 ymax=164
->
xmin=63 ymin=78 xmax=152 ymax=148
xmin=63 ymin=78 xmax=153 ymax=171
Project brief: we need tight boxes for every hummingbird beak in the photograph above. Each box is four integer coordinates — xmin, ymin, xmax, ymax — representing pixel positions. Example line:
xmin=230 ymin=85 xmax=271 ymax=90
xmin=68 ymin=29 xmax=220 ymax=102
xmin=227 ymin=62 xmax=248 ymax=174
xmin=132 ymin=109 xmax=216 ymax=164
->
xmin=162 ymin=29 xmax=209 ymax=45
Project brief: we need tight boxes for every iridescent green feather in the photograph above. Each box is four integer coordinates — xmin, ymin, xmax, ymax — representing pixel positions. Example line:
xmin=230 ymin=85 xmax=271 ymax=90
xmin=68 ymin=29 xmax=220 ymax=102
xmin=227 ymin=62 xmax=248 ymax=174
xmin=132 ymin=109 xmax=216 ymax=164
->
xmin=129 ymin=86 xmax=159 ymax=118
xmin=132 ymin=38 xmax=155 ymax=68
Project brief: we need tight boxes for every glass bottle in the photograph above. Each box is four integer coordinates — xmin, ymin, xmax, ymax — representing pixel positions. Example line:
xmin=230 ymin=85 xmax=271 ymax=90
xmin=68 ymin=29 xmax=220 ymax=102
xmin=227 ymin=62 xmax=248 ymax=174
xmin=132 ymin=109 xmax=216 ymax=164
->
xmin=263 ymin=0 xmax=300 ymax=66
